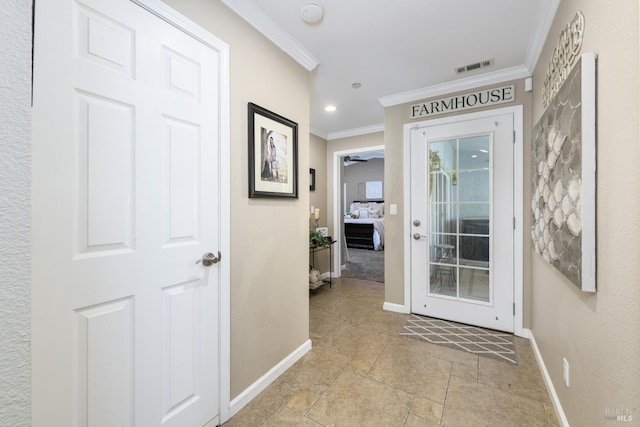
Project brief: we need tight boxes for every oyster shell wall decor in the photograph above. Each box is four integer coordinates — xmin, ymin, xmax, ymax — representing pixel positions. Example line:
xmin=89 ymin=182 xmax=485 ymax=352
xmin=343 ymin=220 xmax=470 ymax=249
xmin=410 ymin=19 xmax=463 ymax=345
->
xmin=531 ymin=52 xmax=597 ymax=292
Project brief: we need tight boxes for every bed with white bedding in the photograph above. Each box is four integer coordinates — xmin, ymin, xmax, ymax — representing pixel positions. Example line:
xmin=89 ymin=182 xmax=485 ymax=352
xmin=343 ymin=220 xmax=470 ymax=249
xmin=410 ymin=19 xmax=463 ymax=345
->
xmin=344 ymin=201 xmax=384 ymax=250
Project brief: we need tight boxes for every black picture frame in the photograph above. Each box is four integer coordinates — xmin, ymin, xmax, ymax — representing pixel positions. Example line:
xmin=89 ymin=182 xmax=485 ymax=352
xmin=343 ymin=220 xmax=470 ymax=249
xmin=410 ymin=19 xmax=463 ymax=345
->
xmin=248 ymin=103 xmax=298 ymax=199
xmin=310 ymin=168 xmax=316 ymax=191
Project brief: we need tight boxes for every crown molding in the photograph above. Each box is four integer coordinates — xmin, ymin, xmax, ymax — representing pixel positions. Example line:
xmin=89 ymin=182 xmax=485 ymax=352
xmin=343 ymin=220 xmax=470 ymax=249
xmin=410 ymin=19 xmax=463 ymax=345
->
xmin=310 ymin=126 xmax=328 ymax=140
xmin=327 ymin=123 xmax=385 ymax=141
xmin=524 ymin=0 xmax=562 ymax=71
xmin=221 ymin=0 xmax=320 ymax=71
xmin=378 ymin=65 xmax=531 ymax=107
xmin=310 ymin=124 xmax=384 ymax=141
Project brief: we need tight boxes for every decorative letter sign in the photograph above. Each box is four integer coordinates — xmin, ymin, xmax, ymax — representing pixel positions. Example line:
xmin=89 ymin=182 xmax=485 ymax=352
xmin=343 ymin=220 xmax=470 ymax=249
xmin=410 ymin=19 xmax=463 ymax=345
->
xmin=542 ymin=12 xmax=585 ymax=108
xmin=410 ymin=85 xmax=515 ymax=119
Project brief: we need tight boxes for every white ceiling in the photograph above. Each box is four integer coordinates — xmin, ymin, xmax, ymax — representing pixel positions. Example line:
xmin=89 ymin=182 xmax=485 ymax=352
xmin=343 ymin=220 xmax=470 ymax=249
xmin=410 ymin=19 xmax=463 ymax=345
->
xmin=222 ymin=0 xmax=559 ymax=139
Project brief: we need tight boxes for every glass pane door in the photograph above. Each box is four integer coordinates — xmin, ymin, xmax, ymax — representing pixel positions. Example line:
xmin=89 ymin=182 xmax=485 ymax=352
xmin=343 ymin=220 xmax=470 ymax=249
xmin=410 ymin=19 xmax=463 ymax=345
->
xmin=428 ymin=135 xmax=492 ymax=303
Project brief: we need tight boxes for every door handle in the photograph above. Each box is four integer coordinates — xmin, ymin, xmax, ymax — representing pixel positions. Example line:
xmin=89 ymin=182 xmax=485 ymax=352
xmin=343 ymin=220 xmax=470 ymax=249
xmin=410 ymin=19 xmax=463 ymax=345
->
xmin=196 ymin=252 xmax=220 ymax=266
xmin=413 ymin=233 xmax=426 ymax=240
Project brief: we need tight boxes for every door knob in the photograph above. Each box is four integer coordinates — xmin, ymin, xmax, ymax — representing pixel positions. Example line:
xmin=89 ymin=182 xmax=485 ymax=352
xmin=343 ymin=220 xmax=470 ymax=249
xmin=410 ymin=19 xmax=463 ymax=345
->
xmin=413 ymin=233 xmax=426 ymax=240
xmin=196 ymin=252 xmax=219 ymax=266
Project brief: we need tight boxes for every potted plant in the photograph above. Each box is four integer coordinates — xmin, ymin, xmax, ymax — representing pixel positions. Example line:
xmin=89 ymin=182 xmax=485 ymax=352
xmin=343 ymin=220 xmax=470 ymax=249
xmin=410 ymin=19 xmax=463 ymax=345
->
xmin=309 ymin=230 xmax=330 ymax=248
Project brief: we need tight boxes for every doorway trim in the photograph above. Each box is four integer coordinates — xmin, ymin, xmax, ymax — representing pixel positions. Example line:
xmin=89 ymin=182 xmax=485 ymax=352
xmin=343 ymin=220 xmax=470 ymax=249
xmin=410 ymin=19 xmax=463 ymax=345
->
xmin=403 ymin=105 xmax=524 ymax=337
xmin=331 ymin=145 xmax=385 ymax=279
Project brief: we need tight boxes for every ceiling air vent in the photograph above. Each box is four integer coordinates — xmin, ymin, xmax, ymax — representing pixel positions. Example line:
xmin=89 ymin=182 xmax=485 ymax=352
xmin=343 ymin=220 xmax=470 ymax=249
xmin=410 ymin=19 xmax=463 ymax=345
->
xmin=455 ymin=58 xmax=494 ymax=75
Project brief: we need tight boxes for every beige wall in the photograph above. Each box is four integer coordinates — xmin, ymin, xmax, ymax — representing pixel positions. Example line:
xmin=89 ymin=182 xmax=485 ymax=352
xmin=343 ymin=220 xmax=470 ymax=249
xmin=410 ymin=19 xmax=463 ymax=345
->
xmin=344 ymin=158 xmax=385 ymax=206
xmin=309 ymin=134 xmax=330 ymax=275
xmin=163 ymin=0 xmax=311 ymax=399
xmin=384 ymin=80 xmax=532 ymax=310
xmin=310 ymin=134 xmax=328 ymax=227
xmin=530 ymin=1 xmax=640 ymax=425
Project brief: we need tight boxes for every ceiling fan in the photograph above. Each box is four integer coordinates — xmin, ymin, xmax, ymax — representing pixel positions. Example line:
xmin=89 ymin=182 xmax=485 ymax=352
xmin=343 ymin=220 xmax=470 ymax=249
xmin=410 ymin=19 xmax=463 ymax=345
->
xmin=344 ymin=155 xmax=368 ymax=163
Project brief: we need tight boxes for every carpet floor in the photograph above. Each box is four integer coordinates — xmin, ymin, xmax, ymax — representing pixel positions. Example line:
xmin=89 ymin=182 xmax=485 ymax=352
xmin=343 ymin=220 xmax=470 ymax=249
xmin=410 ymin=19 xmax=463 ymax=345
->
xmin=400 ymin=314 xmax=517 ymax=364
xmin=341 ymin=248 xmax=384 ymax=282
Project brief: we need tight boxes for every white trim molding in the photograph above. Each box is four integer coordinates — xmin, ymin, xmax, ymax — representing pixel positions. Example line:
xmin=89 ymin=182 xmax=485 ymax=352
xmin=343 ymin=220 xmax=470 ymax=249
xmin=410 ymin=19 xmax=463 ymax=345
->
xmin=383 ymin=302 xmax=410 ymax=314
xmin=327 ymin=123 xmax=385 ymax=141
xmin=220 ymin=0 xmax=319 ymax=71
xmin=311 ymin=123 xmax=385 ymax=142
xmin=331 ymin=145 xmax=385 ymax=279
xmin=310 ymin=126 xmax=328 ymax=140
xmin=511 ymin=106 xmax=525 ymax=338
xmin=380 ymin=66 xmax=531 ymax=107
xmin=524 ymin=329 xmax=570 ymax=427
xmin=228 ymin=340 xmax=312 ymax=420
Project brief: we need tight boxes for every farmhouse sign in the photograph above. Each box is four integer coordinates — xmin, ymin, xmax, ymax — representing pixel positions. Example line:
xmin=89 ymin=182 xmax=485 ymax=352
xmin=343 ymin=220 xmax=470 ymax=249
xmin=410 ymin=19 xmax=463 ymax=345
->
xmin=542 ymin=12 xmax=584 ymax=108
xmin=410 ymin=85 xmax=515 ymax=119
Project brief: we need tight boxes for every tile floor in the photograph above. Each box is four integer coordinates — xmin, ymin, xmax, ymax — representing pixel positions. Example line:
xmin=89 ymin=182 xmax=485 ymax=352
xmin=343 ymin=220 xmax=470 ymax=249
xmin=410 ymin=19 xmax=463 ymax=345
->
xmin=223 ymin=277 xmax=560 ymax=426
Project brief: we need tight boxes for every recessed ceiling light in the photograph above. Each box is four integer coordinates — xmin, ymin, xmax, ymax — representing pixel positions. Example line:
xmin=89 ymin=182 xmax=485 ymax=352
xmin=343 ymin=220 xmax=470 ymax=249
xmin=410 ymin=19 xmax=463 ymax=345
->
xmin=300 ymin=2 xmax=323 ymax=24
xmin=352 ymin=82 xmax=362 ymax=89
xmin=479 ymin=149 xmax=489 ymax=153
xmin=324 ymin=105 xmax=336 ymax=112
xmin=471 ymin=154 xmax=478 ymax=158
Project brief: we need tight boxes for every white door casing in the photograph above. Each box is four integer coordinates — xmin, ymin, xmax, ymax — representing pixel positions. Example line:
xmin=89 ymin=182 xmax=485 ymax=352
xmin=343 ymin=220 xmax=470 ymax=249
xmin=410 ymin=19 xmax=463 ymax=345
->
xmin=406 ymin=108 xmax=523 ymax=333
xmin=331 ymin=145 xmax=384 ymax=277
xmin=32 ymin=0 xmax=230 ymax=425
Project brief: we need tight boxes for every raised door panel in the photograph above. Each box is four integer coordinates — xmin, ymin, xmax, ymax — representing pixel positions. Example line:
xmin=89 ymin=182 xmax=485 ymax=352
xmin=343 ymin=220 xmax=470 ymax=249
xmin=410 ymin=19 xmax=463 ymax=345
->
xmin=161 ymin=281 xmax=202 ymax=423
xmin=76 ymin=92 xmax=135 ymax=257
xmin=76 ymin=298 xmax=134 ymax=427
xmin=162 ymin=117 xmax=201 ymax=246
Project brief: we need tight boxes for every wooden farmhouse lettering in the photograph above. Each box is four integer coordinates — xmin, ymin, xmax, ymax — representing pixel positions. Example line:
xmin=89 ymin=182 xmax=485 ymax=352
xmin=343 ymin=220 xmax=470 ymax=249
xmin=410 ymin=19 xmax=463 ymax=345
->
xmin=410 ymin=85 xmax=515 ymax=119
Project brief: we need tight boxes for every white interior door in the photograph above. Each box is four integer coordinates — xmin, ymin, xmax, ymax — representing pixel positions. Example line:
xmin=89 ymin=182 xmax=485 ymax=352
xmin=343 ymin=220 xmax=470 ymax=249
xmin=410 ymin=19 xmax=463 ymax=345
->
xmin=32 ymin=0 xmax=222 ymax=425
xmin=410 ymin=113 xmax=515 ymax=332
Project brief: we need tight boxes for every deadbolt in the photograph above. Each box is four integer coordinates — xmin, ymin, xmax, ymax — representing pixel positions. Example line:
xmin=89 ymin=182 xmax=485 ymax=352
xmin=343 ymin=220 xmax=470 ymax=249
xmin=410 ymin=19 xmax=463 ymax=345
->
xmin=413 ymin=220 xmax=421 ymax=227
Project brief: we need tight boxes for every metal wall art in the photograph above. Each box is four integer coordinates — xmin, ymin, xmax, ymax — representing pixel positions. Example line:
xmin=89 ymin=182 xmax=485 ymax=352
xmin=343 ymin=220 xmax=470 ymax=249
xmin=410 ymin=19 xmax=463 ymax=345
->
xmin=531 ymin=52 xmax=596 ymax=292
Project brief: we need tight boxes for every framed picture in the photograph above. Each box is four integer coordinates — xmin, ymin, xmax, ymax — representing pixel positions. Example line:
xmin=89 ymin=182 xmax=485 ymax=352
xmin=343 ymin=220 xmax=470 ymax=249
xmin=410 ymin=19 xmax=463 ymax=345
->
xmin=248 ymin=102 xmax=298 ymax=198
xmin=365 ymin=180 xmax=383 ymax=199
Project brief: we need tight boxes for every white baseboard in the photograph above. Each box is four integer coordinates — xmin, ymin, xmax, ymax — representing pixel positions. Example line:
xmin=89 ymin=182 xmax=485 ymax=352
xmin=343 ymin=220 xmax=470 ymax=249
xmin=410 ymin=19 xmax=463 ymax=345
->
xmin=524 ymin=329 xmax=569 ymax=427
xmin=383 ymin=301 xmax=410 ymax=314
xmin=226 ymin=339 xmax=312 ymax=421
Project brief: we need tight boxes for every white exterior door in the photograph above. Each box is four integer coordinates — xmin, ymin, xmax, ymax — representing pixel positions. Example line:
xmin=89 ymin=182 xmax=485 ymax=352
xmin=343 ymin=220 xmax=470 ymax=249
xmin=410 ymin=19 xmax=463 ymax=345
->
xmin=32 ymin=0 xmax=223 ymax=425
xmin=410 ymin=113 xmax=515 ymax=332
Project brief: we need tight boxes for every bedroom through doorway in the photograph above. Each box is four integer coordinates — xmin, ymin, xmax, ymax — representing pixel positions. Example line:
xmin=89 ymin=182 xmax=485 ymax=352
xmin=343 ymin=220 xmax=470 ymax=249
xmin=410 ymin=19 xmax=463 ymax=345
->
xmin=339 ymin=149 xmax=385 ymax=283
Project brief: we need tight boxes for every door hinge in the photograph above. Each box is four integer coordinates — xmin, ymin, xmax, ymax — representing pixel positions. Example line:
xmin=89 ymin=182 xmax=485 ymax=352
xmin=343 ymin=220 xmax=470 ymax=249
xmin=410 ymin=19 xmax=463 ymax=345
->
xmin=513 ymin=303 xmax=516 ymax=316
xmin=513 ymin=130 xmax=516 ymax=143
xmin=513 ymin=217 xmax=516 ymax=230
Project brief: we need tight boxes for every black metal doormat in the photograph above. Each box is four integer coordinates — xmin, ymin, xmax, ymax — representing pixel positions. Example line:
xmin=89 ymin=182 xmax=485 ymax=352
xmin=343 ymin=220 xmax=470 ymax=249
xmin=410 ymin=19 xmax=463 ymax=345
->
xmin=400 ymin=315 xmax=517 ymax=364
